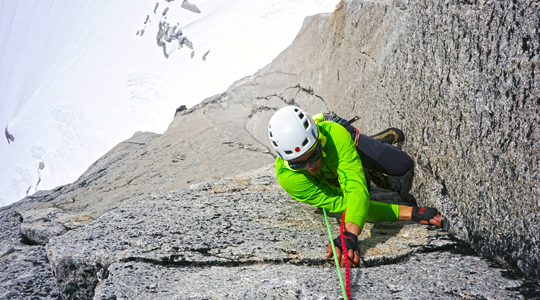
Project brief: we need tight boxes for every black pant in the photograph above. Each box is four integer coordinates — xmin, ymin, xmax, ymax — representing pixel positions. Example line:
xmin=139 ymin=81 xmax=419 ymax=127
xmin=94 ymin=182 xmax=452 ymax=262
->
xmin=345 ymin=126 xmax=413 ymax=187
xmin=356 ymin=134 xmax=413 ymax=176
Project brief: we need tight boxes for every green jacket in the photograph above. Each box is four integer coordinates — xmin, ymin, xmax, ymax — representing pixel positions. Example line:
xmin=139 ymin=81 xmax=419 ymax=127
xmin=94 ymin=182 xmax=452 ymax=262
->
xmin=275 ymin=119 xmax=370 ymax=228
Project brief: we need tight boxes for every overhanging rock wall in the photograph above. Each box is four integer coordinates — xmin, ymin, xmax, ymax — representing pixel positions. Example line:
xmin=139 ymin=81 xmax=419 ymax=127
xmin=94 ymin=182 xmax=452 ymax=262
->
xmin=260 ymin=0 xmax=540 ymax=277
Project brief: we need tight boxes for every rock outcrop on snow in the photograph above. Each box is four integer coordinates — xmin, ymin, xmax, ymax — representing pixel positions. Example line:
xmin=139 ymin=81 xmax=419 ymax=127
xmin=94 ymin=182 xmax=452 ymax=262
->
xmin=1 ymin=0 xmax=539 ymax=299
xmin=4 ymin=125 xmax=15 ymax=144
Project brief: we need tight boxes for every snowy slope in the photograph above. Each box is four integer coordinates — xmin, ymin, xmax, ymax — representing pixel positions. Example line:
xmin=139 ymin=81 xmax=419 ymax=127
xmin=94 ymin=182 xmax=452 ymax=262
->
xmin=0 ymin=0 xmax=338 ymax=206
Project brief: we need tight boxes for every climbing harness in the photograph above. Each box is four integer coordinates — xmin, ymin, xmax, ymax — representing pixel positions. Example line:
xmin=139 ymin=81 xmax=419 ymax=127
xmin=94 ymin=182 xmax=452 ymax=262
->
xmin=319 ymin=112 xmax=360 ymax=146
xmin=323 ymin=208 xmax=351 ymax=300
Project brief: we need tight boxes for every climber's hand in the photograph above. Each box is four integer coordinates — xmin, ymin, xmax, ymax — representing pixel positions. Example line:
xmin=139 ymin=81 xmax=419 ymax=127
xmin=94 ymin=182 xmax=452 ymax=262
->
xmin=326 ymin=243 xmax=361 ymax=268
xmin=412 ymin=207 xmax=443 ymax=227
xmin=325 ymin=231 xmax=361 ymax=268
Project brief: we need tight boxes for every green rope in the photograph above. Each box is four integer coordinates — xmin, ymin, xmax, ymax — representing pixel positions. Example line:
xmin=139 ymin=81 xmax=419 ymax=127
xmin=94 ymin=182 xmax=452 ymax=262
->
xmin=323 ymin=208 xmax=348 ymax=299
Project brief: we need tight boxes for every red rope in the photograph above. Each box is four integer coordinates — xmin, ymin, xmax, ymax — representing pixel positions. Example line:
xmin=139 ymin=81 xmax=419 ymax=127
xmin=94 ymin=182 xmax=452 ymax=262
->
xmin=340 ymin=209 xmax=351 ymax=299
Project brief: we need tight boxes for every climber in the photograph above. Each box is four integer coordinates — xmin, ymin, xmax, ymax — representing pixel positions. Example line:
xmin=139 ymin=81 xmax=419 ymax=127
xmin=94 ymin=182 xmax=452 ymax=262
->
xmin=268 ymin=106 xmax=443 ymax=268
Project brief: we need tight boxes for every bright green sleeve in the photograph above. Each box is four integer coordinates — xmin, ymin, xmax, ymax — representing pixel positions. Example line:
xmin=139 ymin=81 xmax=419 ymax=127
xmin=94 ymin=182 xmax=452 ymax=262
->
xmin=329 ymin=124 xmax=370 ymax=228
xmin=275 ymin=122 xmax=370 ymax=229
xmin=276 ymin=161 xmax=347 ymax=214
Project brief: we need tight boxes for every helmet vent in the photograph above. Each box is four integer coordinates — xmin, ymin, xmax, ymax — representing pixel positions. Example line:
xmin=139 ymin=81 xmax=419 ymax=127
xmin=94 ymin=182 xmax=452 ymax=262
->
xmin=268 ymin=105 xmax=317 ymax=160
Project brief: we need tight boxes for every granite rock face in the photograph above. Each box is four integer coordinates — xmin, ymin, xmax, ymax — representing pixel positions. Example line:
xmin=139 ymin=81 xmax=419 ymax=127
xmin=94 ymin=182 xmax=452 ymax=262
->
xmin=0 ymin=207 xmax=60 ymax=299
xmin=4 ymin=162 xmax=531 ymax=299
xmin=2 ymin=0 xmax=540 ymax=299
xmin=93 ymin=251 xmax=525 ymax=300
xmin=258 ymin=0 xmax=540 ymax=278
xmin=45 ymin=167 xmax=525 ymax=299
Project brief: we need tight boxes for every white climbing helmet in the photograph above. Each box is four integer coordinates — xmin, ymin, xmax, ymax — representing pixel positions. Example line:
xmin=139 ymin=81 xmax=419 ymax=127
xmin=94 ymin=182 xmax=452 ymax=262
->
xmin=268 ymin=106 xmax=319 ymax=160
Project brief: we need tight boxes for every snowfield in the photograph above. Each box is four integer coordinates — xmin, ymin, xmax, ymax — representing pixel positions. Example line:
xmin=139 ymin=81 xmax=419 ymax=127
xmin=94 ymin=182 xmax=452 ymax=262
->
xmin=0 ymin=0 xmax=339 ymax=206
